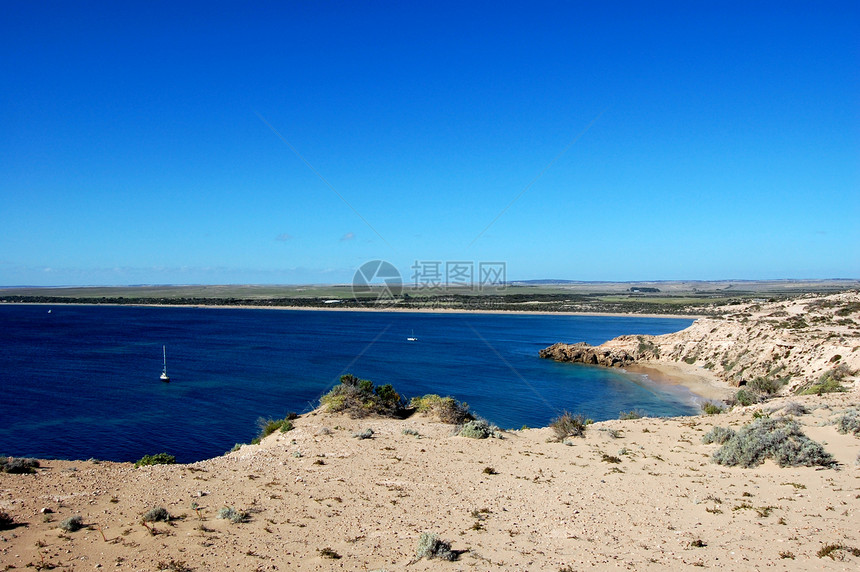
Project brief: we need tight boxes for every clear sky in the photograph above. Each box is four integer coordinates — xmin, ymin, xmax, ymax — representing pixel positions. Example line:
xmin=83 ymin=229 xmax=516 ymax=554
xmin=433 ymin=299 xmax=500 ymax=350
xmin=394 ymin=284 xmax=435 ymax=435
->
xmin=2 ymin=1 xmax=858 ymax=286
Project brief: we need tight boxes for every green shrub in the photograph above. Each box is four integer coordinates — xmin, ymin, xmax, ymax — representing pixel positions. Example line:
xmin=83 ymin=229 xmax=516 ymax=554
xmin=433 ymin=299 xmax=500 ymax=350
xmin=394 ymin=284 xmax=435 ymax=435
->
xmin=217 ymin=507 xmax=248 ymax=523
xmin=251 ymin=417 xmax=294 ymax=444
xmin=142 ymin=507 xmax=170 ymax=522
xmin=835 ymin=408 xmax=860 ymax=436
xmin=702 ymin=426 xmax=735 ymax=445
xmin=458 ymin=419 xmax=501 ymax=439
xmin=0 ymin=457 xmax=40 ymax=474
xmin=59 ymin=515 xmax=84 ymax=532
xmin=701 ymin=402 xmax=724 ymax=415
xmin=747 ymin=376 xmax=784 ymax=395
xmin=712 ymin=417 xmax=835 ymax=468
xmin=619 ymin=410 xmax=643 ymax=420
xmin=796 ymin=364 xmax=852 ymax=395
xmin=416 ymin=532 xmax=456 ymax=561
xmin=320 ymin=374 xmax=404 ymax=418
xmin=409 ymin=394 xmax=473 ymax=424
xmin=134 ymin=453 xmax=176 ymax=468
xmin=734 ymin=389 xmax=759 ymax=407
xmin=550 ymin=411 xmax=587 ymax=441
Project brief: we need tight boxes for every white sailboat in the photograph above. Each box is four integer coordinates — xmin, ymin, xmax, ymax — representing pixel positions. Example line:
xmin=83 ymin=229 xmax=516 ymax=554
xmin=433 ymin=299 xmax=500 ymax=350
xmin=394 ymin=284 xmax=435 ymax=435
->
xmin=160 ymin=345 xmax=170 ymax=382
xmin=407 ymin=329 xmax=418 ymax=342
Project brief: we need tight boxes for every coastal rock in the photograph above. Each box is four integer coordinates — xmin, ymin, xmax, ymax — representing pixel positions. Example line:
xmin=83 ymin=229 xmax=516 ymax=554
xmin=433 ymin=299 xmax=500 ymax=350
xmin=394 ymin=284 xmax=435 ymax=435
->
xmin=538 ymin=342 xmax=636 ymax=367
xmin=541 ymin=291 xmax=860 ymax=393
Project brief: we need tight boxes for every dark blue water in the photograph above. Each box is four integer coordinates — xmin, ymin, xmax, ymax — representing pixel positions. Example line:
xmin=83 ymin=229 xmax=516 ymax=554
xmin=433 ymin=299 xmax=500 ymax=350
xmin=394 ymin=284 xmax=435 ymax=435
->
xmin=0 ymin=305 xmax=698 ymax=463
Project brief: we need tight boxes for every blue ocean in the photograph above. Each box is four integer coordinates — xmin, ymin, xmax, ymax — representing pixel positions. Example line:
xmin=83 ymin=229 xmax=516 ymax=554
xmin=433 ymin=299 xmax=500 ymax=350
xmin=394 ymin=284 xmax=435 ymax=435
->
xmin=0 ymin=305 xmax=697 ymax=463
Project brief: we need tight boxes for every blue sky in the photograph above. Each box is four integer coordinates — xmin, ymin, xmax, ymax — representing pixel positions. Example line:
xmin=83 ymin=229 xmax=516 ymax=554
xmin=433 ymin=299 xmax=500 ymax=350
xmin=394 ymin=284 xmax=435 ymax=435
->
xmin=2 ymin=1 xmax=858 ymax=286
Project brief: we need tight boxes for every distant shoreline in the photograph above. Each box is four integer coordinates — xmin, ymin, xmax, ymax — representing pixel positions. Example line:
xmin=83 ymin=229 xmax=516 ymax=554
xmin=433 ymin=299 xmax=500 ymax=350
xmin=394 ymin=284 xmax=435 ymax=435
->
xmin=2 ymin=301 xmax=705 ymax=320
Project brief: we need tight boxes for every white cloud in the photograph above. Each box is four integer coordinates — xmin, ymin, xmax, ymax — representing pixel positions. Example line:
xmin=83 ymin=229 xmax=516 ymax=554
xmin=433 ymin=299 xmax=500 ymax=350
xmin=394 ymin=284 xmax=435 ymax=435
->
xmin=275 ymin=233 xmax=294 ymax=241
xmin=340 ymin=232 xmax=355 ymax=242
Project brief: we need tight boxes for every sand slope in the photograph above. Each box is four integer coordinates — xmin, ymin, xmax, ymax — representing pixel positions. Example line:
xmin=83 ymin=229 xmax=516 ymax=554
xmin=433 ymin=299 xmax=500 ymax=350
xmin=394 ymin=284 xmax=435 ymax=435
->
xmin=2 ymin=391 xmax=859 ymax=571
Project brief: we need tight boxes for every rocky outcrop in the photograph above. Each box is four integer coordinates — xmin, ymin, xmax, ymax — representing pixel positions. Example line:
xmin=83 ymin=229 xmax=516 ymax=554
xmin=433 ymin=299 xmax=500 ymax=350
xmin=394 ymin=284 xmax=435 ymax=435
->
xmin=539 ymin=342 xmax=636 ymax=367
xmin=541 ymin=292 xmax=860 ymax=394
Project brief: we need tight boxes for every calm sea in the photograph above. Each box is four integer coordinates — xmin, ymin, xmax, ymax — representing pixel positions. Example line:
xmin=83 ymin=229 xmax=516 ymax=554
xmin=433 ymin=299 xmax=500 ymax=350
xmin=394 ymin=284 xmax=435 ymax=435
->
xmin=0 ymin=305 xmax=698 ymax=463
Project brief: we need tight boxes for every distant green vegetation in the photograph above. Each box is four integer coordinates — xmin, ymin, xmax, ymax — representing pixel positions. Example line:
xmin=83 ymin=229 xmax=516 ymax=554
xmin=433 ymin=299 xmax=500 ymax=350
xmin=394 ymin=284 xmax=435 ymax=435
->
xmin=4 ymin=280 xmax=855 ymax=315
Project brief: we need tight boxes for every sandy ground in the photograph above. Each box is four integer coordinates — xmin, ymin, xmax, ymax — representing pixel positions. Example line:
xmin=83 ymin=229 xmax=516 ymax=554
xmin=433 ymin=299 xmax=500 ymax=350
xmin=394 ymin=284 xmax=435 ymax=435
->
xmin=2 ymin=390 xmax=858 ymax=571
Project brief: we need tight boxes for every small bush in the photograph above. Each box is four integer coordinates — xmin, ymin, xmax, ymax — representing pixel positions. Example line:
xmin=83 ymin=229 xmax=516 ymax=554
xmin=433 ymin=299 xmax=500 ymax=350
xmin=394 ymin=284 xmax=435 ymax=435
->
xmin=134 ymin=453 xmax=176 ymax=468
xmin=409 ymin=394 xmax=473 ymax=424
xmin=416 ymin=532 xmax=456 ymax=561
xmin=835 ymin=408 xmax=860 ymax=436
xmin=319 ymin=547 xmax=341 ymax=559
xmin=550 ymin=411 xmax=587 ymax=441
xmin=142 ymin=507 xmax=170 ymax=522
xmin=402 ymin=428 xmax=420 ymax=436
xmin=817 ymin=543 xmax=860 ymax=559
xmin=702 ymin=426 xmax=735 ymax=445
xmin=734 ymin=389 xmax=759 ymax=407
xmin=156 ymin=560 xmax=193 ymax=572
xmin=0 ymin=457 xmax=40 ymax=474
xmin=0 ymin=511 xmax=14 ymax=530
xmin=353 ymin=428 xmax=374 ymax=440
xmin=747 ymin=376 xmax=784 ymax=395
xmin=217 ymin=507 xmax=248 ymax=523
xmin=59 ymin=515 xmax=84 ymax=532
xmin=712 ymin=417 xmax=835 ymax=468
xmin=619 ymin=410 xmax=643 ymax=420
xmin=458 ymin=419 xmax=501 ymax=439
xmin=320 ymin=374 xmax=404 ymax=418
xmin=781 ymin=402 xmax=808 ymax=416
xmin=251 ymin=417 xmax=294 ymax=444
xmin=701 ymin=402 xmax=724 ymax=415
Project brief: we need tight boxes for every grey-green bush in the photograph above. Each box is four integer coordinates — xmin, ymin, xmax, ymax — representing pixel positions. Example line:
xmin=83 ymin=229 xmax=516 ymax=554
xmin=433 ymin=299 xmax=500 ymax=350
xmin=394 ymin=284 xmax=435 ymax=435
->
xmin=734 ymin=389 xmax=759 ymax=407
xmin=415 ymin=532 xmax=456 ymax=561
xmin=458 ymin=419 xmax=501 ymax=439
xmin=59 ymin=515 xmax=84 ymax=532
xmin=835 ymin=408 xmax=860 ymax=436
xmin=142 ymin=507 xmax=170 ymax=522
xmin=217 ymin=507 xmax=248 ymax=523
xmin=712 ymin=417 xmax=834 ymax=468
xmin=702 ymin=426 xmax=735 ymax=445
